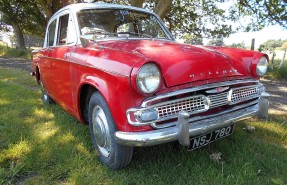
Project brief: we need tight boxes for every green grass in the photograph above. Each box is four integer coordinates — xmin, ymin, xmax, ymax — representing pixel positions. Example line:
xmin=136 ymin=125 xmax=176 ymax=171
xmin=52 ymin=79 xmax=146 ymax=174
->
xmin=0 ymin=67 xmax=286 ymax=185
xmin=266 ymin=59 xmax=287 ymax=81
xmin=0 ymin=42 xmax=31 ymax=59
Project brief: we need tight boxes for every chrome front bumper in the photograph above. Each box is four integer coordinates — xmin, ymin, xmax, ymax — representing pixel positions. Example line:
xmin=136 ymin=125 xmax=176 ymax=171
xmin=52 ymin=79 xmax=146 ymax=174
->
xmin=115 ymin=93 xmax=269 ymax=147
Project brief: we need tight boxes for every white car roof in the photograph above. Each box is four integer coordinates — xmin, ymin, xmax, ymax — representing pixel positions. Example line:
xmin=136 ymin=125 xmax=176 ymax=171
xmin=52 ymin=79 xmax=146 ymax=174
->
xmin=52 ymin=2 xmax=154 ymax=19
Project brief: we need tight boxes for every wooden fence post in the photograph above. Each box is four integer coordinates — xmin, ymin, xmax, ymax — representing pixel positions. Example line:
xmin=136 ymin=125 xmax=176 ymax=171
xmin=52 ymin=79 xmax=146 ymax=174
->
xmin=270 ymin=52 xmax=275 ymax=71
xmin=251 ymin=38 xmax=255 ymax=51
xmin=279 ymin=49 xmax=286 ymax=69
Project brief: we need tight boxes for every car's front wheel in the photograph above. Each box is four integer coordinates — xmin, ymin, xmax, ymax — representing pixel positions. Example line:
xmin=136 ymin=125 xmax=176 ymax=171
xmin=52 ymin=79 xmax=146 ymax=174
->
xmin=88 ymin=92 xmax=133 ymax=169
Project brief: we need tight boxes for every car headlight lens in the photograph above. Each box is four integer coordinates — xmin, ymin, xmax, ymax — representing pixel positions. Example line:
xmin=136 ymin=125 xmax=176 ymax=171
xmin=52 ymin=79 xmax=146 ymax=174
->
xmin=137 ymin=63 xmax=161 ymax=93
xmin=256 ymin=57 xmax=268 ymax=77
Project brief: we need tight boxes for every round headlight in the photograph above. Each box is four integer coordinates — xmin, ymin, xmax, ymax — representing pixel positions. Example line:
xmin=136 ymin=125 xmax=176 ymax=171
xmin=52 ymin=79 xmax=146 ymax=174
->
xmin=256 ymin=57 xmax=268 ymax=77
xmin=137 ymin=63 xmax=161 ymax=93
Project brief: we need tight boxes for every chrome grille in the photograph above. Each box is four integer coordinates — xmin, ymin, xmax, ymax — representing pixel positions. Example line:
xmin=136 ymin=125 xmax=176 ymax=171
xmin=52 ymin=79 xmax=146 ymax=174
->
xmin=231 ymin=86 xmax=258 ymax=103
xmin=126 ymin=80 xmax=262 ymax=128
xmin=208 ymin=92 xmax=228 ymax=108
xmin=154 ymin=85 xmax=259 ymax=121
xmin=157 ymin=96 xmax=207 ymax=119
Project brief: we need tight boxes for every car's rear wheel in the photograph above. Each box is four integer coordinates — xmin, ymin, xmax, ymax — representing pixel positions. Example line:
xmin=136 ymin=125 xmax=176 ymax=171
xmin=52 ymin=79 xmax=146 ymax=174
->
xmin=88 ymin=92 xmax=133 ymax=169
xmin=39 ymin=80 xmax=54 ymax=104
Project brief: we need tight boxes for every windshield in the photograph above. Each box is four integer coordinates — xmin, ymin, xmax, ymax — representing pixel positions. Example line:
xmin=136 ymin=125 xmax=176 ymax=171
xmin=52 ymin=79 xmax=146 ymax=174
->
xmin=77 ymin=9 xmax=170 ymax=40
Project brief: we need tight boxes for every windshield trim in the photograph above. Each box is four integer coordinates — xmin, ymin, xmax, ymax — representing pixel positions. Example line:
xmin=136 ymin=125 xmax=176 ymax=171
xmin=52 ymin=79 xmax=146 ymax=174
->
xmin=84 ymin=36 xmax=175 ymax=43
xmin=76 ymin=8 xmax=174 ymax=41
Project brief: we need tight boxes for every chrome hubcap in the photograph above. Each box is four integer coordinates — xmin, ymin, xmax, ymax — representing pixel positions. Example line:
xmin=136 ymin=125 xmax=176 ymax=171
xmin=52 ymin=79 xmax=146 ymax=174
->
xmin=43 ymin=94 xmax=48 ymax=101
xmin=92 ymin=105 xmax=111 ymax=158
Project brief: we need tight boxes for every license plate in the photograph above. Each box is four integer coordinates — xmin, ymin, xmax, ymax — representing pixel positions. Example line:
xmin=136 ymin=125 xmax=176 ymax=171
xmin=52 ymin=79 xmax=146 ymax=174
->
xmin=189 ymin=125 xmax=234 ymax=150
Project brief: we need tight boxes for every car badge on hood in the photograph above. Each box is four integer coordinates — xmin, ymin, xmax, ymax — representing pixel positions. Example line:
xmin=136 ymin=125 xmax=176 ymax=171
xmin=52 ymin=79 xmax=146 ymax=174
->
xmin=206 ymin=86 xmax=230 ymax=94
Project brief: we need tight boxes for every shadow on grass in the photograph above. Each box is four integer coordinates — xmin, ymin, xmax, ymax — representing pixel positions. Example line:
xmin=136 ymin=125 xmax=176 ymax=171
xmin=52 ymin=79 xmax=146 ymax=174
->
xmin=0 ymin=68 xmax=286 ymax=185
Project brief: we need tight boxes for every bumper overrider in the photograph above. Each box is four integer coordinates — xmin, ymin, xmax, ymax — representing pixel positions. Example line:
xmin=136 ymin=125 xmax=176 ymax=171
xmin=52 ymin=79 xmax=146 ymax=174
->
xmin=115 ymin=80 xmax=270 ymax=147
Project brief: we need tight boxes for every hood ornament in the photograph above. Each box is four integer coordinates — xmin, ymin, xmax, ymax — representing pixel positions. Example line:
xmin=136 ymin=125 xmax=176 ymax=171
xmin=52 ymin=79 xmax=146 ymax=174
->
xmin=205 ymin=86 xmax=230 ymax=94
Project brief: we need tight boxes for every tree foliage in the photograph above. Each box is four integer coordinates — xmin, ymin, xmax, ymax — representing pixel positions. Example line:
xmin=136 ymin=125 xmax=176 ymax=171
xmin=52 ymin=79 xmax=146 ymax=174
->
xmin=258 ymin=39 xmax=287 ymax=51
xmin=280 ymin=42 xmax=287 ymax=50
xmin=207 ymin=39 xmax=225 ymax=46
xmin=0 ymin=0 xmax=46 ymax=49
xmin=227 ymin=42 xmax=246 ymax=49
xmin=165 ymin=0 xmax=232 ymax=38
xmin=182 ymin=34 xmax=203 ymax=45
xmin=1 ymin=0 xmax=286 ymax=49
xmin=233 ymin=0 xmax=287 ymax=31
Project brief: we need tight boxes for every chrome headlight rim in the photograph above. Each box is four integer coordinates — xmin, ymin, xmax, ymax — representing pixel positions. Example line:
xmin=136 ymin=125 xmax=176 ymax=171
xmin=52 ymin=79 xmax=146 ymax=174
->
xmin=256 ymin=56 xmax=268 ymax=77
xmin=136 ymin=63 xmax=161 ymax=94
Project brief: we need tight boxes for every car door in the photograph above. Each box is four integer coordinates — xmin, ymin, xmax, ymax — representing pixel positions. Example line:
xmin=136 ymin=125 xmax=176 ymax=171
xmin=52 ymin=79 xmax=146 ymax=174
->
xmin=47 ymin=11 xmax=78 ymax=112
xmin=39 ymin=18 xmax=57 ymax=94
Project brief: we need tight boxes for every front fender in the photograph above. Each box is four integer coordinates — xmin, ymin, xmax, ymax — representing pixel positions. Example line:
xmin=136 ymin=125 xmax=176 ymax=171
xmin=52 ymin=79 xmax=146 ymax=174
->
xmin=206 ymin=46 xmax=269 ymax=79
xmin=76 ymin=71 xmax=153 ymax=132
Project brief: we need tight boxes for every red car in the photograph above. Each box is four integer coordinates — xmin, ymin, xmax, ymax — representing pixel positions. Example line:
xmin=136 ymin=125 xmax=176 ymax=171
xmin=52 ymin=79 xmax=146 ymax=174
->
xmin=32 ymin=2 xmax=270 ymax=169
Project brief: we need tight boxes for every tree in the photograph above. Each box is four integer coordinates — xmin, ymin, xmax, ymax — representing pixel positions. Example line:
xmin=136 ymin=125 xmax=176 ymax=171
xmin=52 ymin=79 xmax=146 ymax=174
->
xmin=228 ymin=42 xmax=246 ymax=49
xmin=279 ymin=42 xmax=287 ymax=50
xmin=233 ymin=0 xmax=287 ymax=30
xmin=154 ymin=0 xmax=173 ymax=19
xmin=130 ymin=0 xmax=144 ymax=7
xmin=34 ymin=0 xmax=82 ymax=22
xmin=0 ymin=0 xmax=46 ymax=49
xmin=182 ymin=34 xmax=203 ymax=45
xmin=258 ymin=39 xmax=287 ymax=51
xmin=208 ymin=39 xmax=225 ymax=46
xmin=162 ymin=0 xmax=233 ymax=38
xmin=2 ymin=0 xmax=286 ymax=49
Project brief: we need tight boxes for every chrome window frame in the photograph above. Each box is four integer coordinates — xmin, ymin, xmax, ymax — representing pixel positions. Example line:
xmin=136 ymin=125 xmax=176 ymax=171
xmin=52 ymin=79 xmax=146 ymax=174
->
xmin=75 ymin=8 xmax=173 ymax=41
xmin=44 ymin=3 xmax=175 ymax=48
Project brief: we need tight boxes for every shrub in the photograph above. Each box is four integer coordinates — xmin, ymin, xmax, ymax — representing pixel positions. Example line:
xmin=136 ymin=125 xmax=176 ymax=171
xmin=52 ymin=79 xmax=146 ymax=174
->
xmin=266 ymin=59 xmax=287 ymax=81
xmin=0 ymin=45 xmax=31 ymax=59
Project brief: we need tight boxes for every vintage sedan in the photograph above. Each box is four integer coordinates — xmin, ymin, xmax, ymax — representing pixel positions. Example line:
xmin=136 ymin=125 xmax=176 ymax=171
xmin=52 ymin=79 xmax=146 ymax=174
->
xmin=32 ymin=2 xmax=269 ymax=169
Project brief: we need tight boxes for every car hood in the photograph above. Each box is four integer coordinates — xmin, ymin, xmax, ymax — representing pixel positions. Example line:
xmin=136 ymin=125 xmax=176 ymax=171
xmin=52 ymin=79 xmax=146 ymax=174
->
xmin=100 ymin=40 xmax=250 ymax=87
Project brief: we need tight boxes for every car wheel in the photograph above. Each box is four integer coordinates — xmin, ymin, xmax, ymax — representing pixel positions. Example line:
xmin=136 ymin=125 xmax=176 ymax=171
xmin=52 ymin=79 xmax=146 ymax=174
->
xmin=39 ymin=80 xmax=54 ymax=104
xmin=88 ymin=92 xmax=133 ymax=169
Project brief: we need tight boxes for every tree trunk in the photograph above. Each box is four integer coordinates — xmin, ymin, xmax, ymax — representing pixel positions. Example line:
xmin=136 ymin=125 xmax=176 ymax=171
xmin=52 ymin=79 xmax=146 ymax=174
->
xmin=12 ymin=23 xmax=26 ymax=49
xmin=61 ymin=0 xmax=82 ymax=8
xmin=154 ymin=0 xmax=173 ymax=19
xmin=130 ymin=0 xmax=144 ymax=7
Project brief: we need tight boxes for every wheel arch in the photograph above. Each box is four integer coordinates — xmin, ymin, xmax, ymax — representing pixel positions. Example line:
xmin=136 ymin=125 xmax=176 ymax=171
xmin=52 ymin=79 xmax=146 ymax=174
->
xmin=77 ymin=76 xmax=111 ymax=124
xmin=78 ymin=83 xmax=98 ymax=124
xmin=35 ymin=66 xmax=41 ymax=84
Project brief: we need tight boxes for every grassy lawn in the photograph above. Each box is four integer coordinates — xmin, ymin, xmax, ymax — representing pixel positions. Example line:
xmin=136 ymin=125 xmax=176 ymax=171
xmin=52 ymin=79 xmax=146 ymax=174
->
xmin=0 ymin=67 xmax=286 ymax=185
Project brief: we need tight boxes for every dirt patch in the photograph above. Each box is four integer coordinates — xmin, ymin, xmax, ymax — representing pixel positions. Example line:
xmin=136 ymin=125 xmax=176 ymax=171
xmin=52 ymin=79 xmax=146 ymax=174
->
xmin=0 ymin=57 xmax=286 ymax=114
xmin=0 ymin=57 xmax=32 ymax=72
xmin=261 ymin=79 xmax=287 ymax=115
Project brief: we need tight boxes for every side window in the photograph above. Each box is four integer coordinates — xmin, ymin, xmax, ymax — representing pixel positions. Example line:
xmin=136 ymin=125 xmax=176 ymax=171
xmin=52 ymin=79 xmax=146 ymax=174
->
xmin=47 ymin=20 xmax=56 ymax=47
xmin=58 ymin=14 xmax=69 ymax=45
xmin=57 ymin=14 xmax=77 ymax=45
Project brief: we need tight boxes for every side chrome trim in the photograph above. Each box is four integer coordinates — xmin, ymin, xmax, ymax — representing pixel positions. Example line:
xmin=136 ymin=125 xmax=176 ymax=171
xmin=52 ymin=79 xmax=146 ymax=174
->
xmin=115 ymin=103 xmax=259 ymax=147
